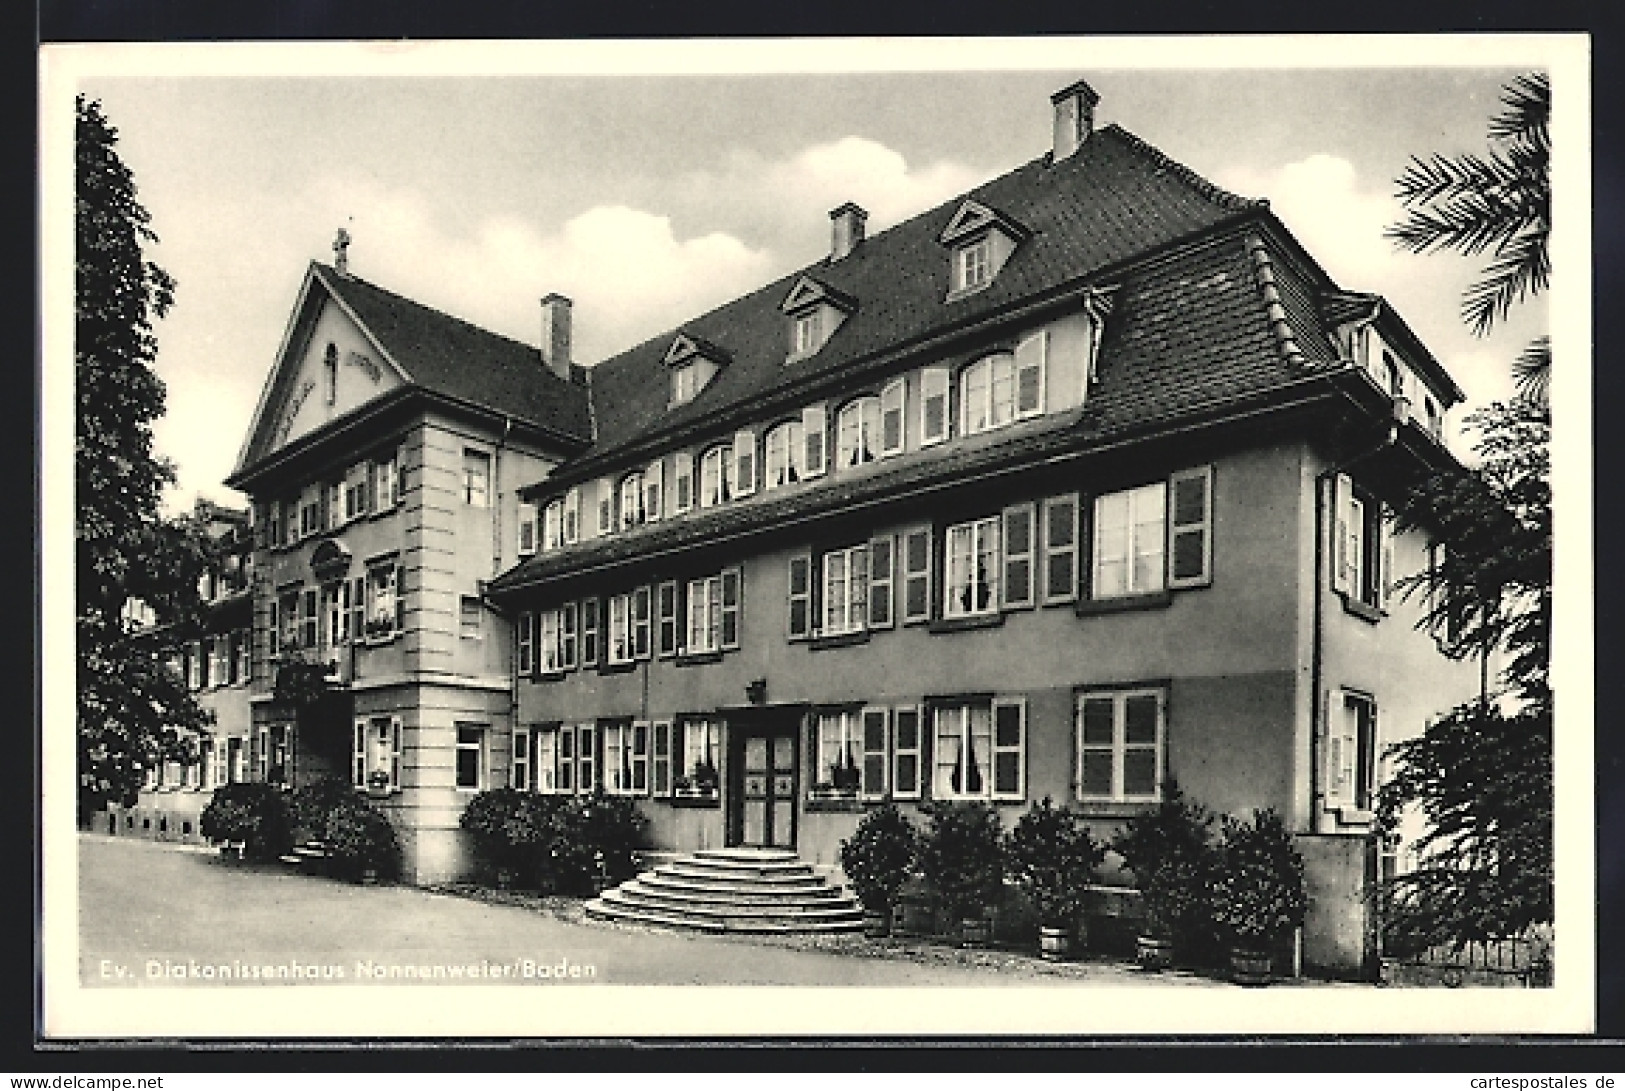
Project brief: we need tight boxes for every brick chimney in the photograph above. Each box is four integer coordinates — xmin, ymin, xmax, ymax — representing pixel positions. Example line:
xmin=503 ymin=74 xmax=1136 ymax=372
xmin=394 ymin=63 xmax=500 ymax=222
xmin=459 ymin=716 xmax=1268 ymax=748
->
xmin=1050 ymin=78 xmax=1100 ymax=163
xmin=829 ymin=202 xmax=868 ymax=262
xmin=539 ymin=294 xmax=572 ymax=382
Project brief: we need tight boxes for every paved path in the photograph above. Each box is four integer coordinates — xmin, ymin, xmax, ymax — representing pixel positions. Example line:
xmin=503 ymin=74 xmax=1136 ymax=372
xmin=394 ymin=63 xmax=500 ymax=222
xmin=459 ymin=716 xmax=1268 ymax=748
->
xmin=77 ymin=834 xmax=1221 ymax=988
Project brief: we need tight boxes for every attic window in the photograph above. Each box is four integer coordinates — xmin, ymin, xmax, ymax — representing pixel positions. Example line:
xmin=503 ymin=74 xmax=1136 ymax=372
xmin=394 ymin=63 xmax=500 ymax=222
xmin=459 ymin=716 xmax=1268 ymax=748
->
xmin=664 ymin=333 xmax=730 ymax=408
xmin=780 ymin=275 xmax=855 ymax=362
xmin=955 ymin=237 xmax=993 ymax=293
xmin=939 ymin=199 xmax=1028 ymax=301
xmin=793 ymin=311 xmax=821 ymax=357
xmin=672 ymin=364 xmax=700 ymax=407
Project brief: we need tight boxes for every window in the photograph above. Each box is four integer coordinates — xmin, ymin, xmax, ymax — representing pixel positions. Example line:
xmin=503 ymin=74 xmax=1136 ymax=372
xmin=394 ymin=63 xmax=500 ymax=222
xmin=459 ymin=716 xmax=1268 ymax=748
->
xmin=460 ymin=596 xmax=482 ymax=640
xmin=343 ymin=463 xmax=370 ymax=522
xmin=673 ymin=453 xmax=694 ymax=514
xmin=607 ymin=593 xmax=632 ymax=665
xmin=512 ymin=728 xmax=531 ymax=792
xmin=456 ymin=724 xmax=487 ymax=791
xmin=643 ymin=462 xmax=662 ymax=523
xmin=686 ymin=576 xmax=721 ymax=654
xmin=892 ymin=705 xmax=923 ymax=800
xmin=533 ymin=724 xmax=567 ymax=793
xmin=322 ymin=585 xmax=341 ymax=650
xmin=375 ymin=449 xmax=400 ymax=508
xmin=676 ymin=719 xmax=722 ymax=797
xmin=733 ymin=431 xmax=757 ymax=497
xmin=801 ymin=405 xmax=827 ymax=479
xmin=671 ymin=363 xmax=699 ymax=406
xmin=581 ymin=598 xmax=600 ymax=666
xmin=932 ymin=698 xmax=1024 ymax=801
xmin=700 ymin=446 xmax=732 ymax=508
xmin=540 ymin=499 xmax=561 ymax=552
xmin=620 ymin=473 xmax=645 ymax=530
xmin=186 ymin=642 xmax=202 ymax=690
xmin=901 ymin=526 xmax=933 ymax=624
xmin=764 ymin=420 xmax=803 ymax=489
xmin=836 ymin=397 xmax=881 ymax=469
xmin=1042 ymin=494 xmax=1079 ymax=603
xmin=657 ymin=582 xmax=680 ymax=657
xmin=1014 ymin=332 xmax=1046 ymax=418
xmin=1076 ymin=689 xmax=1164 ymax=803
xmin=792 ymin=310 xmax=821 ymax=357
xmin=879 ymin=379 xmax=906 ymax=456
xmin=602 ymin=721 xmax=649 ymax=795
xmin=233 ymin=629 xmax=251 ymax=683
xmin=1003 ymin=503 xmax=1035 ymax=609
xmin=868 ymin=536 xmax=894 ymax=629
xmin=1334 ymin=474 xmax=1391 ymax=610
xmin=1327 ymin=692 xmax=1377 ymax=813
xmin=954 ymin=236 xmax=992 ymax=293
xmin=563 ymin=486 xmax=581 ymax=543
xmin=365 ymin=563 xmax=402 ymax=640
xmin=462 ymin=449 xmax=490 ymax=507
xmin=944 ymin=516 xmax=1000 ymax=618
xmin=278 ymin=589 xmax=299 ymax=652
xmin=517 ymin=611 xmax=535 ymax=675
xmin=352 ymin=716 xmax=402 ymax=791
xmin=209 ymin=636 xmax=230 ymax=687
xmin=920 ymin=367 xmax=950 ymax=446
xmin=788 ymin=554 xmax=812 ymax=640
xmin=1092 ymin=482 xmax=1166 ymax=599
xmin=324 ymin=343 xmax=338 ymax=404
xmin=814 ymin=710 xmax=862 ymax=798
xmin=1425 ymin=397 xmax=1442 ymax=441
xmin=519 ymin=501 xmax=539 ymax=556
xmin=960 ymin=353 xmax=1015 ymax=436
xmin=299 ymin=487 xmax=321 ymax=539
xmin=300 ymin=588 xmax=318 ymax=650
xmin=822 ymin=545 xmax=869 ymax=636
xmin=596 ymin=479 xmax=613 ymax=536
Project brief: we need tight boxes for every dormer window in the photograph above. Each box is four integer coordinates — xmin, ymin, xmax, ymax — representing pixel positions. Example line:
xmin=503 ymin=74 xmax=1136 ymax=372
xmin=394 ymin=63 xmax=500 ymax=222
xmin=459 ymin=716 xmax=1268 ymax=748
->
xmin=780 ymin=275 xmax=856 ymax=362
xmin=665 ymin=332 xmax=731 ymax=408
xmin=939 ymin=199 xmax=1029 ymax=301
xmin=672 ymin=364 xmax=699 ymax=407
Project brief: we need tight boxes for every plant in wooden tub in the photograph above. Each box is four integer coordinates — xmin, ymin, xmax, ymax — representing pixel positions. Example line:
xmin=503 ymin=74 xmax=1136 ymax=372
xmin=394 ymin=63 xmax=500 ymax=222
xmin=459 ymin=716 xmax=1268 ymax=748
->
xmin=1007 ymin=797 xmax=1104 ymax=961
xmin=919 ymin=800 xmax=1005 ymax=948
xmin=1211 ymin=809 xmax=1308 ymax=985
xmin=838 ymin=803 xmax=920 ymax=937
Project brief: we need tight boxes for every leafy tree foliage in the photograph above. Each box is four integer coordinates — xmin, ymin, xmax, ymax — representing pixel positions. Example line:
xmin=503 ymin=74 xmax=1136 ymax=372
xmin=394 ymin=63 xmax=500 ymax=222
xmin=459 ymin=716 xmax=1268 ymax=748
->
xmin=76 ymin=96 xmax=211 ymax=820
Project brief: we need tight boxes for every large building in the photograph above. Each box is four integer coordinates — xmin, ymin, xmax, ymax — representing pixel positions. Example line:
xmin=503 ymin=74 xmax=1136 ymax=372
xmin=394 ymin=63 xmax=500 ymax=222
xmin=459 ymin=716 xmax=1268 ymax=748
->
xmin=126 ymin=77 xmax=1478 ymax=978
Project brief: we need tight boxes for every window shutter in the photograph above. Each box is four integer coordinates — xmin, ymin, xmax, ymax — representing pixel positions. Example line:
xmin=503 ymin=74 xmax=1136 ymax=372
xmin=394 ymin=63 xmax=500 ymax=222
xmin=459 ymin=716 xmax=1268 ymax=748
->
xmin=518 ymin=502 xmax=538 ymax=557
xmin=581 ymin=597 xmax=600 ymax=666
xmin=892 ymin=705 xmax=922 ymax=800
xmin=1002 ymin=503 xmax=1035 ymax=608
xmin=801 ymin=404 xmax=827 ymax=479
xmin=390 ymin=718 xmax=403 ymax=790
xmin=1040 ymin=495 xmax=1078 ymax=603
xmin=991 ymin=697 xmax=1026 ymax=800
xmin=561 ymin=602 xmax=578 ymax=669
xmin=632 ymin=586 xmax=652 ymax=660
xmin=656 ymin=581 xmax=679 ymax=657
xmin=517 ymin=611 xmax=534 ymax=675
xmin=352 ymin=719 xmax=367 ymax=788
xmin=652 ymin=720 xmax=672 ymax=797
xmin=920 ymin=367 xmax=949 ymax=446
xmin=631 ymin=720 xmax=650 ymax=794
xmin=577 ymin=724 xmax=596 ymax=794
xmin=861 ymin=706 xmax=889 ymax=799
xmin=1332 ymin=474 xmax=1355 ymax=596
xmin=868 ymin=536 xmax=895 ymax=629
xmin=1379 ymin=504 xmax=1395 ymax=610
xmin=733 ymin=431 xmax=756 ymax=497
xmin=902 ymin=526 xmax=933 ymax=624
xmin=1168 ymin=466 xmax=1213 ymax=588
xmin=674 ymin=452 xmax=693 ymax=513
xmin=596 ymin=478 xmax=612 ymax=535
xmin=787 ymin=554 xmax=812 ymax=640
xmin=395 ymin=565 xmax=406 ymax=633
xmin=720 ymin=567 xmax=742 ymax=650
xmin=1325 ymin=693 xmax=1351 ymax=807
xmin=1015 ymin=332 xmax=1046 ymax=418
xmin=881 ymin=378 xmax=906 ymax=455
xmin=645 ymin=461 xmax=662 ymax=522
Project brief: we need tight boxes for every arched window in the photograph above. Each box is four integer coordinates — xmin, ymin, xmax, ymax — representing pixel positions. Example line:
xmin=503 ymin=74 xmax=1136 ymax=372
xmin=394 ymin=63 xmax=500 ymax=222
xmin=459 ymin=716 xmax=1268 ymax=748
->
xmin=836 ymin=397 xmax=881 ymax=468
xmin=764 ymin=419 xmax=804 ymax=489
xmin=699 ymin=445 xmax=733 ymax=508
xmin=619 ymin=472 xmax=645 ymax=529
xmin=960 ymin=354 xmax=1014 ymax=436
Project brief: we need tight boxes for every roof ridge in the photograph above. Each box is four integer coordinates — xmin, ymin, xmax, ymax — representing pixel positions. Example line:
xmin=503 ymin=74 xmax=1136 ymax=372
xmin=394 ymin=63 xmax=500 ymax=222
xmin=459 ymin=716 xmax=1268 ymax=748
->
xmin=1098 ymin=124 xmax=1263 ymax=213
xmin=1242 ymin=232 xmax=1309 ymax=369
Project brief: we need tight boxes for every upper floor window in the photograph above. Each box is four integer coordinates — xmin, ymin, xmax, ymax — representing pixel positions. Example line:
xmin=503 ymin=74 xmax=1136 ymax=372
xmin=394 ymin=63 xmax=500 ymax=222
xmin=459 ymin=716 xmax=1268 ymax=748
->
xmin=462 ymin=449 xmax=491 ymax=507
xmin=563 ymin=486 xmax=581 ymax=543
xmin=822 ymin=545 xmax=869 ymax=636
xmin=324 ymin=343 xmax=338 ymax=405
xmin=792 ymin=311 xmax=821 ymax=358
xmin=673 ymin=453 xmax=694 ymax=514
xmin=542 ymin=499 xmax=562 ymax=553
xmin=699 ymin=446 xmax=733 ymax=509
xmin=944 ymin=515 xmax=1001 ymax=618
xmin=1333 ymin=474 xmax=1392 ymax=612
xmin=455 ymin=724 xmax=487 ymax=791
xmin=518 ymin=501 xmax=539 ymax=557
xmin=880 ymin=379 xmax=906 ymax=455
xmin=619 ymin=472 xmax=646 ymax=530
xmin=1090 ymin=467 xmax=1213 ymax=599
xmin=920 ymin=368 xmax=950 ymax=447
xmin=961 ymin=354 xmax=1014 ymax=435
xmin=837 ymin=397 xmax=881 ymax=469
xmin=671 ymin=363 xmax=699 ymax=407
xmin=643 ymin=462 xmax=663 ymax=523
xmin=764 ymin=419 xmax=804 ymax=489
xmin=954 ymin=237 xmax=993 ymax=294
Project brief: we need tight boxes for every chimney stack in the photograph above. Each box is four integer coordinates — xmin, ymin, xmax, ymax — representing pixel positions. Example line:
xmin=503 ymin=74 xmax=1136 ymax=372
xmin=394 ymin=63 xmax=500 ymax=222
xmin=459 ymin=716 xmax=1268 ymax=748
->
xmin=539 ymin=294 xmax=573 ymax=382
xmin=828 ymin=202 xmax=868 ymax=262
xmin=1050 ymin=78 xmax=1100 ymax=163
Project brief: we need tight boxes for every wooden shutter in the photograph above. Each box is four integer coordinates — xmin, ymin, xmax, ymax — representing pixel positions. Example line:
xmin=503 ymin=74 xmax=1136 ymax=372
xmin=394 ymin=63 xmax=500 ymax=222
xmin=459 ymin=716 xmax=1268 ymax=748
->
xmin=881 ymin=378 xmax=906 ymax=455
xmin=1003 ymin=503 xmax=1035 ymax=608
xmin=861 ymin=706 xmax=889 ymax=800
xmin=581 ymin=597 xmax=600 ymax=666
xmin=991 ymin=697 xmax=1026 ymax=801
xmin=868 ymin=536 xmax=895 ymax=629
xmin=645 ymin=461 xmax=663 ymax=522
xmin=1015 ymin=331 xmax=1046 ymax=418
xmin=518 ymin=502 xmax=537 ymax=556
xmin=576 ymin=724 xmax=596 ymax=794
xmin=787 ymin=553 xmax=812 ymax=640
xmin=892 ymin=705 xmax=922 ymax=800
xmin=657 ymin=581 xmax=679 ymax=657
xmin=352 ymin=719 xmax=367 ymax=788
xmin=631 ymin=720 xmax=650 ymax=794
xmin=1332 ymin=473 xmax=1355 ymax=596
xmin=1168 ymin=466 xmax=1213 ymax=588
xmin=720 ymin=567 xmax=742 ymax=650
xmin=1378 ymin=504 xmax=1395 ymax=610
xmin=652 ymin=720 xmax=672 ymax=796
xmin=389 ymin=718 xmax=403 ymax=790
xmin=920 ymin=367 xmax=949 ymax=446
xmin=632 ymin=586 xmax=652 ymax=660
xmin=801 ymin=404 xmax=827 ymax=479
xmin=902 ymin=526 xmax=933 ymax=624
xmin=561 ymin=602 xmax=578 ymax=669
xmin=674 ymin=452 xmax=693 ymax=513
xmin=517 ymin=611 xmax=535 ymax=675
xmin=394 ymin=565 xmax=406 ymax=633
xmin=733 ymin=430 xmax=756 ymax=497
xmin=1041 ymin=494 xmax=1078 ymax=603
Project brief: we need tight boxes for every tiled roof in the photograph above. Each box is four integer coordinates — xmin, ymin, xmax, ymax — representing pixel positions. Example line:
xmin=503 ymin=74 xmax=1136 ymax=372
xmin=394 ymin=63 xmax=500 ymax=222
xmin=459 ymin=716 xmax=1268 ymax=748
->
xmin=578 ymin=124 xmax=1265 ymax=476
xmin=315 ymin=263 xmax=594 ymax=444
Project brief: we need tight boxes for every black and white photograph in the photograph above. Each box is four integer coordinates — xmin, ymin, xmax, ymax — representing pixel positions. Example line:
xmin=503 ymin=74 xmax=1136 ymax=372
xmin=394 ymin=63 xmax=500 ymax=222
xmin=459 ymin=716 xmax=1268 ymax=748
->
xmin=39 ymin=35 xmax=1593 ymax=1039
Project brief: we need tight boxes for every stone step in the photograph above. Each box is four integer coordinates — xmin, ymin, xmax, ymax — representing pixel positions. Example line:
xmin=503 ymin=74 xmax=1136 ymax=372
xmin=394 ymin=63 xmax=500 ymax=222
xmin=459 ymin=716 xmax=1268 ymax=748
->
xmin=657 ymin=862 xmax=818 ymax=885
xmin=610 ymin=881 xmax=852 ymax=912
xmin=598 ymin=888 xmax=861 ymax=923
xmin=635 ymin=872 xmax=841 ymax=900
xmin=584 ymin=899 xmax=864 ymax=935
xmin=692 ymin=847 xmax=802 ymax=863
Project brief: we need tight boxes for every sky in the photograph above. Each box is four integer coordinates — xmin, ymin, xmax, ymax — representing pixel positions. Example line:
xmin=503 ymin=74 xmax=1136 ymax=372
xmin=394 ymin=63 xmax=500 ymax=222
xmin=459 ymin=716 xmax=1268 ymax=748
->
xmin=55 ymin=40 xmax=1567 ymax=514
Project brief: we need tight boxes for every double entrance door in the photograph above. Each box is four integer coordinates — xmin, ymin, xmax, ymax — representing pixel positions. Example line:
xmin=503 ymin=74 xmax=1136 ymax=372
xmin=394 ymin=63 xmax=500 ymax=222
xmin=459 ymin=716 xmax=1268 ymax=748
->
xmin=726 ymin=712 xmax=798 ymax=850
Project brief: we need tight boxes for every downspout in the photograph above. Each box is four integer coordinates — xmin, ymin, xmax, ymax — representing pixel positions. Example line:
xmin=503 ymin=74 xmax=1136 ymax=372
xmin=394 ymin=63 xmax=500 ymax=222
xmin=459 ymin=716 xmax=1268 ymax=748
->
xmin=493 ymin=415 xmax=513 ymax=577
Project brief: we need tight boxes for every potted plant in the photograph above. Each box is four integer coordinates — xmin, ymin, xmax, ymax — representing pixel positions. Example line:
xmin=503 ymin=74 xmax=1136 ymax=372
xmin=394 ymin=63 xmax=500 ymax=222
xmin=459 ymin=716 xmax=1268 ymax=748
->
xmin=1110 ymin=782 xmax=1217 ymax=971
xmin=324 ymin=800 xmax=399 ymax=884
xmin=1006 ymin=797 xmax=1104 ymax=961
xmin=829 ymin=743 xmax=861 ymax=795
xmin=919 ymin=801 xmax=1005 ymax=948
xmin=1210 ymin=809 xmax=1308 ymax=985
xmin=838 ymin=803 xmax=919 ymax=937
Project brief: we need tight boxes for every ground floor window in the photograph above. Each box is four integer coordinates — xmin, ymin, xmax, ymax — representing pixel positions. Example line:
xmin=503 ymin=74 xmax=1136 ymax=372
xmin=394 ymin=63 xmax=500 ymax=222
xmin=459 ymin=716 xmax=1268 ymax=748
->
xmin=456 ymin=724 xmax=487 ymax=791
xmin=1075 ymin=688 xmax=1164 ymax=802
xmin=931 ymin=698 xmax=1025 ymax=801
xmin=675 ymin=718 xmax=722 ymax=798
xmin=1327 ymin=691 xmax=1376 ymax=812
xmin=602 ymin=720 xmax=649 ymax=795
xmin=353 ymin=716 xmax=402 ymax=792
xmin=813 ymin=709 xmax=862 ymax=798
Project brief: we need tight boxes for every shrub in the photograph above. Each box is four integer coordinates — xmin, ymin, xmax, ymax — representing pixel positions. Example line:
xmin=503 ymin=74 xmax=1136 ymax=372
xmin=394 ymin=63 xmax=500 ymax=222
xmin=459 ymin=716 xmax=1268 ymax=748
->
xmin=918 ymin=800 xmax=1005 ymax=924
xmin=459 ymin=788 xmax=649 ymax=894
xmin=577 ymin=790 xmax=650 ymax=887
xmin=324 ymin=801 xmax=400 ymax=881
xmin=1110 ymin=782 xmax=1219 ymax=960
xmin=1006 ymin=797 xmax=1104 ymax=929
xmin=1210 ymin=809 xmax=1308 ymax=949
xmin=459 ymin=787 xmax=540 ymax=882
xmin=838 ymin=803 xmax=919 ymax=915
xmin=199 ymin=782 xmax=293 ymax=861
xmin=289 ymin=777 xmax=362 ymax=843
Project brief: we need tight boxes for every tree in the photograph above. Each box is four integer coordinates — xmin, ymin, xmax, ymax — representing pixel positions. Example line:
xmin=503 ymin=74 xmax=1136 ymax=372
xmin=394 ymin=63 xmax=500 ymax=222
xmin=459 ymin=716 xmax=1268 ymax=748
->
xmin=76 ymin=96 xmax=211 ymax=821
xmin=1387 ymin=72 xmax=1550 ymax=401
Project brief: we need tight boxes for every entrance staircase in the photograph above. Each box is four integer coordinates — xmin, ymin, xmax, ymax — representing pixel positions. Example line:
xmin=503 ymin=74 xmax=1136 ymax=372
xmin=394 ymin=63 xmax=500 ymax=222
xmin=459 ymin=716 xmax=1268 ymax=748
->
xmin=278 ymin=839 xmax=331 ymax=871
xmin=585 ymin=848 xmax=863 ymax=934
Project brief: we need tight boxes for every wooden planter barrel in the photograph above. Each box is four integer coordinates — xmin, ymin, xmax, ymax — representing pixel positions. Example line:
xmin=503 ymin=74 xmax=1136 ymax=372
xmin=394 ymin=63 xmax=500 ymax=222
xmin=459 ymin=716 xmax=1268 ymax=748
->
xmin=1136 ymin=934 xmax=1174 ymax=971
xmin=1039 ymin=926 xmax=1072 ymax=962
xmin=1229 ymin=946 xmax=1273 ymax=986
